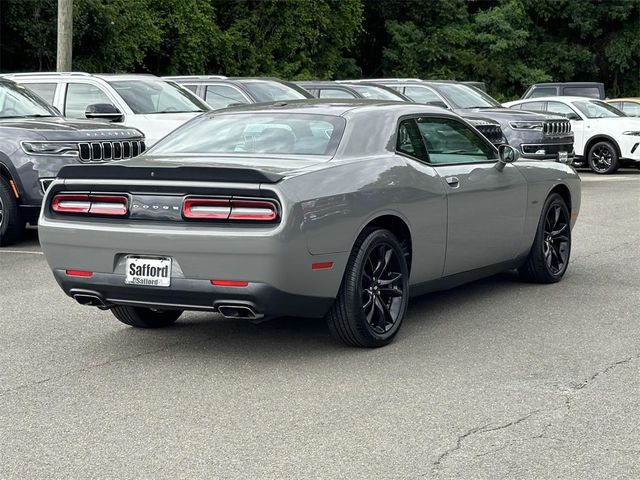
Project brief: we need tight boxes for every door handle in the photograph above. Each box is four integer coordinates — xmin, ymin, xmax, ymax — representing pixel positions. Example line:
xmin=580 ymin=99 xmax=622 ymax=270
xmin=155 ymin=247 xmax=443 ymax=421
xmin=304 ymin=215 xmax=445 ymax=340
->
xmin=445 ymin=176 xmax=460 ymax=188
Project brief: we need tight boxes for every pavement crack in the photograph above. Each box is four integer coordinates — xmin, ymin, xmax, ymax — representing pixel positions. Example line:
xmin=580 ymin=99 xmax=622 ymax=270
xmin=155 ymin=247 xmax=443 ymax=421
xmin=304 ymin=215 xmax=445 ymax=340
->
xmin=432 ymin=410 xmax=539 ymax=472
xmin=573 ymin=356 xmax=634 ymax=391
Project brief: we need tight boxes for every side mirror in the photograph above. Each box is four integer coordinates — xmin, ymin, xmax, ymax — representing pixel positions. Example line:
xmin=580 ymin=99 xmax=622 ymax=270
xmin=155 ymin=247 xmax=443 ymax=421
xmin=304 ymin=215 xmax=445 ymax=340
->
xmin=496 ymin=144 xmax=520 ymax=171
xmin=425 ymin=100 xmax=449 ymax=109
xmin=566 ymin=113 xmax=581 ymax=121
xmin=85 ymin=103 xmax=123 ymax=122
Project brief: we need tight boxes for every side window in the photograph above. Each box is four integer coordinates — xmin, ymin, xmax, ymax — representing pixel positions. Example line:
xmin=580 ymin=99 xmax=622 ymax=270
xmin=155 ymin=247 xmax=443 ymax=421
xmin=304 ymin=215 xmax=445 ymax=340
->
xmin=415 ymin=117 xmax=497 ymax=164
xmin=204 ymin=85 xmax=249 ymax=109
xmin=564 ymin=87 xmax=600 ymax=99
xmin=318 ymin=88 xmax=356 ymax=99
xmin=403 ymin=86 xmax=443 ymax=104
xmin=546 ymin=101 xmax=576 ymax=117
xmin=396 ymin=119 xmax=428 ymax=162
xmin=520 ymin=101 xmax=546 ymax=113
xmin=529 ymin=87 xmax=557 ymax=98
xmin=622 ymin=102 xmax=640 ymax=116
xmin=24 ymin=83 xmax=57 ymax=104
xmin=181 ymin=84 xmax=199 ymax=93
xmin=64 ymin=83 xmax=112 ymax=118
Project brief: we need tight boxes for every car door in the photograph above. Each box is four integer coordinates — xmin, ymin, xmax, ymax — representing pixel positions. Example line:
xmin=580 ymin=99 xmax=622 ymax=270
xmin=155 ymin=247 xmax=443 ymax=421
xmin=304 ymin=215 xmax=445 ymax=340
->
xmin=546 ymin=101 xmax=585 ymax=154
xmin=62 ymin=81 xmax=124 ymax=119
xmin=413 ymin=116 xmax=528 ymax=276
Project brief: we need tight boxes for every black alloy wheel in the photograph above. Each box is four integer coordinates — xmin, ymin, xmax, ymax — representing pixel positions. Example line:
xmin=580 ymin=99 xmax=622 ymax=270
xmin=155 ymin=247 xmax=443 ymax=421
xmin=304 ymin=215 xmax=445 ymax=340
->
xmin=361 ymin=243 xmax=405 ymax=335
xmin=588 ymin=141 xmax=619 ymax=174
xmin=519 ymin=193 xmax=571 ymax=283
xmin=327 ymin=228 xmax=409 ymax=347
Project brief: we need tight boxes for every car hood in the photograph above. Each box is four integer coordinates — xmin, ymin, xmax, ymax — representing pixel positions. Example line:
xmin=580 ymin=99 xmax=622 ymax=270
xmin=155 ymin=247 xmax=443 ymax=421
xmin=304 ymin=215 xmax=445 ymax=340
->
xmin=0 ymin=116 xmax=143 ymax=140
xmin=122 ymin=112 xmax=203 ymax=146
xmin=455 ymin=107 xmax=565 ymax=122
xmin=583 ymin=117 xmax=640 ymax=129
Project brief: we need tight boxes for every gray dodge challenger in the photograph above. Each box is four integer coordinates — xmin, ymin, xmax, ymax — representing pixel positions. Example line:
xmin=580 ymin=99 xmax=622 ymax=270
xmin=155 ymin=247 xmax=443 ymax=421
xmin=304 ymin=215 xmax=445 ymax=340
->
xmin=38 ymin=100 xmax=581 ymax=347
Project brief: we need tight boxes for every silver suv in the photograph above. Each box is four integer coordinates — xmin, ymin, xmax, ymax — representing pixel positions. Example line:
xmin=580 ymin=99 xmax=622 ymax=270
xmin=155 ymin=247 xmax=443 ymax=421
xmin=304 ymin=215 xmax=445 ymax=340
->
xmin=4 ymin=73 xmax=210 ymax=146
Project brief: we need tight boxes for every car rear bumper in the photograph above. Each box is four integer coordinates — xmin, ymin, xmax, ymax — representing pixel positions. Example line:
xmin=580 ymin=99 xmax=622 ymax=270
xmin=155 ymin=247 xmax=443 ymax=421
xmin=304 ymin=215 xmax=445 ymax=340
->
xmin=53 ymin=269 xmax=335 ymax=319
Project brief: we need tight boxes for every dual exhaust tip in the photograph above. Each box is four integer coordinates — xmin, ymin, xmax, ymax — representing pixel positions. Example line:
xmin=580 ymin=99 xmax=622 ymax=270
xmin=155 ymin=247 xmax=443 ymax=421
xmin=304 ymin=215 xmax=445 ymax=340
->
xmin=72 ymin=292 xmax=264 ymax=321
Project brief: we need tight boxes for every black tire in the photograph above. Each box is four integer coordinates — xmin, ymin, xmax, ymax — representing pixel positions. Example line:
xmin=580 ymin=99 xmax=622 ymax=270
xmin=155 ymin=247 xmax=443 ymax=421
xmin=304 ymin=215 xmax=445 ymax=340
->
xmin=327 ymin=228 xmax=409 ymax=348
xmin=111 ymin=306 xmax=182 ymax=328
xmin=587 ymin=140 xmax=619 ymax=174
xmin=0 ymin=177 xmax=25 ymax=246
xmin=519 ymin=193 xmax=571 ymax=283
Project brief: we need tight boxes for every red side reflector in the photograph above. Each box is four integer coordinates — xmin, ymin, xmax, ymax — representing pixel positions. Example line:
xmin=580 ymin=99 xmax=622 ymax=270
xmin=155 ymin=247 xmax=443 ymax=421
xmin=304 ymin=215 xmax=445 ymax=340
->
xmin=312 ymin=262 xmax=334 ymax=270
xmin=210 ymin=280 xmax=249 ymax=287
xmin=65 ymin=270 xmax=93 ymax=277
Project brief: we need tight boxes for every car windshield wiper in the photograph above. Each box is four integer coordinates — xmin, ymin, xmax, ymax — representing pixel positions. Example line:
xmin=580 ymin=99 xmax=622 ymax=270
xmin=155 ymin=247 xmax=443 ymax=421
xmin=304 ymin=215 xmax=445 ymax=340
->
xmin=467 ymin=105 xmax=496 ymax=109
xmin=0 ymin=114 xmax=57 ymax=119
xmin=156 ymin=109 xmax=203 ymax=114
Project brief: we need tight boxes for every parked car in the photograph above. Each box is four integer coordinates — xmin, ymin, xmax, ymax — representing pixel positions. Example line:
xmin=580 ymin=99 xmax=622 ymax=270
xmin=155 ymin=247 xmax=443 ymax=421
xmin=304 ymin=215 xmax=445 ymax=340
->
xmin=38 ymin=100 xmax=580 ymax=348
xmin=522 ymin=82 xmax=605 ymax=100
xmin=359 ymin=79 xmax=574 ymax=160
xmin=0 ymin=77 xmax=144 ymax=245
xmin=462 ymin=81 xmax=488 ymax=92
xmin=504 ymin=96 xmax=640 ymax=173
xmin=4 ymin=72 xmax=209 ymax=146
xmin=297 ymin=81 xmax=410 ymax=101
xmin=606 ymin=98 xmax=640 ymax=117
xmin=165 ymin=76 xmax=313 ymax=109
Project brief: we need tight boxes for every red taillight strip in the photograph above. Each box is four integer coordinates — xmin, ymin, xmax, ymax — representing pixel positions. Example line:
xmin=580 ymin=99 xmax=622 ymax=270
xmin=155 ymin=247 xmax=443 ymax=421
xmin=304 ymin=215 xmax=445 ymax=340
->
xmin=228 ymin=200 xmax=278 ymax=221
xmin=52 ymin=193 xmax=129 ymax=216
xmin=183 ymin=198 xmax=231 ymax=219
xmin=182 ymin=197 xmax=279 ymax=221
xmin=211 ymin=280 xmax=249 ymax=287
xmin=65 ymin=270 xmax=93 ymax=277
xmin=52 ymin=194 xmax=91 ymax=213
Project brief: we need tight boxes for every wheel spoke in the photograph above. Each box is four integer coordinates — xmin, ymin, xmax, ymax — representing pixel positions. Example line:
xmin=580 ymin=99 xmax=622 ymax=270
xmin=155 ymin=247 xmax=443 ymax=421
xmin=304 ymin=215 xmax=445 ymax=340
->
xmin=551 ymin=224 xmax=567 ymax=237
xmin=378 ymin=272 xmax=402 ymax=286
xmin=379 ymin=286 xmax=403 ymax=298
xmin=374 ymin=296 xmax=393 ymax=331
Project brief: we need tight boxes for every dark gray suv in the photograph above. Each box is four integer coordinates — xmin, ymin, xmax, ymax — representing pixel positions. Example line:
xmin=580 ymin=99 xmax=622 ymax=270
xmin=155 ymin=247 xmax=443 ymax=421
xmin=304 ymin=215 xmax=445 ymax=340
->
xmin=0 ymin=78 xmax=144 ymax=245
xmin=359 ymin=79 xmax=574 ymax=161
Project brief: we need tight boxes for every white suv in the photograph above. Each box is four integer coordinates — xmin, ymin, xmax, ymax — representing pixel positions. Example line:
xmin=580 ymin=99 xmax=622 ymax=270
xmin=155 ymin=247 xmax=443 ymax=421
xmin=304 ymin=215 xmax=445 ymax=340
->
xmin=4 ymin=73 xmax=210 ymax=146
xmin=504 ymin=96 xmax=640 ymax=174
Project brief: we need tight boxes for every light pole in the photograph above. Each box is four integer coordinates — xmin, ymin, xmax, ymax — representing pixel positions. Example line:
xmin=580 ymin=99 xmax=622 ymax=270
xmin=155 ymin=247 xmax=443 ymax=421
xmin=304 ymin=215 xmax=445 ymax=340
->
xmin=56 ymin=0 xmax=73 ymax=71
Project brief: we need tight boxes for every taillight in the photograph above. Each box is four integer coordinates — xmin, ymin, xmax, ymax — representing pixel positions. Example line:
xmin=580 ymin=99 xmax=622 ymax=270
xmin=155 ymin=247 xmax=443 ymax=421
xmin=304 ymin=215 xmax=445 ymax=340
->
xmin=52 ymin=193 xmax=129 ymax=216
xmin=182 ymin=197 xmax=278 ymax=222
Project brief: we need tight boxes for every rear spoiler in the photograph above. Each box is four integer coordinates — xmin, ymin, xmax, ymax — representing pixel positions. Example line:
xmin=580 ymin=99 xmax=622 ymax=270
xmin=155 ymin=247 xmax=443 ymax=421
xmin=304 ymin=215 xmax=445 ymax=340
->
xmin=57 ymin=164 xmax=284 ymax=184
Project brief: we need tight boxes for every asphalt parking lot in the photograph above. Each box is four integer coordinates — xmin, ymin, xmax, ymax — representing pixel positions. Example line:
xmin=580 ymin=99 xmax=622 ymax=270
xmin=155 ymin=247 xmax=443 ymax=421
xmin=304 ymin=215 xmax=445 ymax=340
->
xmin=1 ymin=169 xmax=638 ymax=479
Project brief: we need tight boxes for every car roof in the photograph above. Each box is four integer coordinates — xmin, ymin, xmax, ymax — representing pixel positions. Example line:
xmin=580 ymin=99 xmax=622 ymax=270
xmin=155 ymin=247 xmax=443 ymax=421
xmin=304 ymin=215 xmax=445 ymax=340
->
xmin=210 ymin=99 xmax=452 ymax=117
xmin=3 ymin=72 xmax=161 ymax=81
xmin=529 ymin=82 xmax=604 ymax=86
xmin=606 ymin=98 xmax=640 ymax=102
xmin=511 ymin=96 xmax=602 ymax=103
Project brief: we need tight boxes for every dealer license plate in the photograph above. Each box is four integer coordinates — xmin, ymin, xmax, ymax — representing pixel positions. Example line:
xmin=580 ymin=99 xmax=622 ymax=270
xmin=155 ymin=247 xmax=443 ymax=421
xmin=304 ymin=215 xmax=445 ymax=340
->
xmin=125 ymin=256 xmax=172 ymax=287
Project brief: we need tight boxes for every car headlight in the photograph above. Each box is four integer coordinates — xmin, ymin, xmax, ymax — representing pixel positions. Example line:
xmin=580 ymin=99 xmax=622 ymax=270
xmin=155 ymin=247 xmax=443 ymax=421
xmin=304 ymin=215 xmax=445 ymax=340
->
xmin=622 ymin=131 xmax=640 ymax=136
xmin=509 ymin=121 xmax=544 ymax=131
xmin=467 ymin=118 xmax=499 ymax=127
xmin=21 ymin=141 xmax=79 ymax=156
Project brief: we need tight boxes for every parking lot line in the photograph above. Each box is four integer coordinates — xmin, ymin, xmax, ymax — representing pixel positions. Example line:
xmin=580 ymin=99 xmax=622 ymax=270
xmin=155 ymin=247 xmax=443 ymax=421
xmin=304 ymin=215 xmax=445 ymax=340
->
xmin=0 ymin=249 xmax=44 ymax=255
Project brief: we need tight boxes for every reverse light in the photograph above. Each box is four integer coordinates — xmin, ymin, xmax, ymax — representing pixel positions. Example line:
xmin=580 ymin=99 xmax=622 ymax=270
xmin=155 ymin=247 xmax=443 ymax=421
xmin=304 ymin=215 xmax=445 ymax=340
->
xmin=22 ymin=141 xmax=79 ymax=156
xmin=509 ymin=121 xmax=544 ymax=131
xmin=52 ymin=193 xmax=129 ymax=216
xmin=183 ymin=197 xmax=279 ymax=221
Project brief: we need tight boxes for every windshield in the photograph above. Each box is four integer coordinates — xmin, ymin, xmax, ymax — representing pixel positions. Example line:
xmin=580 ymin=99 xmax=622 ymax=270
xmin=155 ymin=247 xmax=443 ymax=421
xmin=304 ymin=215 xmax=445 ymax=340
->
xmin=150 ymin=113 xmax=345 ymax=156
xmin=572 ymin=100 xmax=625 ymax=119
xmin=350 ymin=85 xmax=406 ymax=101
xmin=240 ymin=80 xmax=308 ymax=102
xmin=108 ymin=79 xmax=207 ymax=114
xmin=0 ymin=81 xmax=58 ymax=118
xmin=433 ymin=83 xmax=501 ymax=109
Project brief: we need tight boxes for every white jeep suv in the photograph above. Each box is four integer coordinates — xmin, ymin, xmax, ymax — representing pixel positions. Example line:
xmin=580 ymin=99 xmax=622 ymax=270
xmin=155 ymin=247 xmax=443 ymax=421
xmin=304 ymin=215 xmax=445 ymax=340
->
xmin=4 ymin=73 xmax=210 ymax=146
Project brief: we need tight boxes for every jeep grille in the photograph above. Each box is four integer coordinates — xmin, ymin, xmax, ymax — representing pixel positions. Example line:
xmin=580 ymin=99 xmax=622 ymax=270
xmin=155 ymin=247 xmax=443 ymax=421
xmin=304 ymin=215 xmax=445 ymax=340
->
xmin=475 ymin=124 xmax=505 ymax=145
xmin=543 ymin=120 xmax=571 ymax=136
xmin=78 ymin=140 xmax=146 ymax=163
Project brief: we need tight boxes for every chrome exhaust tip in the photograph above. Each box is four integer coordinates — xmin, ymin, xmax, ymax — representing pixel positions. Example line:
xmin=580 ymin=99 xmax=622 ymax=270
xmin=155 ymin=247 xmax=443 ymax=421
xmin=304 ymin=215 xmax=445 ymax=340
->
xmin=73 ymin=293 xmax=108 ymax=309
xmin=217 ymin=304 xmax=264 ymax=321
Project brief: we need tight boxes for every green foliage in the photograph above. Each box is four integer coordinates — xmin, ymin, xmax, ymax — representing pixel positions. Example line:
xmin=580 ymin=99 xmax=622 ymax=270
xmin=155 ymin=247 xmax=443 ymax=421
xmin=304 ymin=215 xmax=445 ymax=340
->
xmin=0 ymin=0 xmax=637 ymax=97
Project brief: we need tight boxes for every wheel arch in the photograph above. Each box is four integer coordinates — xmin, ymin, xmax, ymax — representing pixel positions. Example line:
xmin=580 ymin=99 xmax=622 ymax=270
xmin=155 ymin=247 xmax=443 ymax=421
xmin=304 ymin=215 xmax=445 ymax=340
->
xmin=548 ymin=183 xmax=572 ymax=214
xmin=357 ymin=214 xmax=413 ymax=274
xmin=584 ymin=134 xmax=622 ymax=159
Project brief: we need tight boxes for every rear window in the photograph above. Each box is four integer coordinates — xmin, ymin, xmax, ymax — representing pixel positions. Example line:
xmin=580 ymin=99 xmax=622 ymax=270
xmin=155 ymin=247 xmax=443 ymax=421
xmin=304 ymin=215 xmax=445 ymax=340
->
xmin=150 ymin=113 xmax=345 ymax=156
xmin=563 ymin=87 xmax=601 ymax=99
xmin=240 ymin=80 xmax=307 ymax=102
xmin=528 ymin=87 xmax=557 ymax=98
